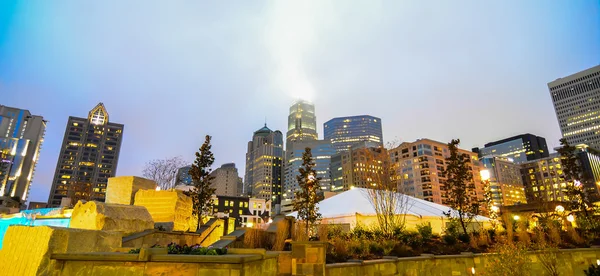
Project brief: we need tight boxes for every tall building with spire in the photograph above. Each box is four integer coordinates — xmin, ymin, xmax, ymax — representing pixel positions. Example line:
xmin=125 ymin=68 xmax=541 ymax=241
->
xmin=286 ymin=99 xmax=318 ymax=146
xmin=0 ymin=105 xmax=46 ymax=209
xmin=244 ymin=125 xmax=284 ymax=207
xmin=48 ymin=103 xmax=124 ymax=207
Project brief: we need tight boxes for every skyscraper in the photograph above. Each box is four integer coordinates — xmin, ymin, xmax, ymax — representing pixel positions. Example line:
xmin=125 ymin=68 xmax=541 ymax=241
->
xmin=324 ymin=115 xmax=383 ymax=153
xmin=210 ymin=163 xmax=243 ymax=197
xmin=474 ymin=134 xmax=549 ymax=164
xmin=0 ymin=105 xmax=46 ymax=209
xmin=286 ymin=99 xmax=318 ymax=146
xmin=244 ymin=125 xmax=284 ymax=206
xmin=389 ymin=139 xmax=485 ymax=206
xmin=283 ymin=139 xmax=336 ymax=201
xmin=47 ymin=103 xmax=124 ymax=207
xmin=548 ymin=65 xmax=600 ymax=149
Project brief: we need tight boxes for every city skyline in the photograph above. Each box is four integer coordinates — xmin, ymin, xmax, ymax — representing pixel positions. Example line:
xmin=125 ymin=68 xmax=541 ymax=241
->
xmin=0 ymin=1 xmax=599 ymax=203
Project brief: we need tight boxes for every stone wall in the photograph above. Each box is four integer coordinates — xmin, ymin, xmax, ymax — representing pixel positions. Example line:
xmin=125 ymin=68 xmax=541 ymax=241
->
xmin=105 ymin=176 xmax=156 ymax=205
xmin=323 ymin=248 xmax=600 ymax=276
xmin=69 ymin=201 xmax=154 ymax=235
xmin=0 ymin=226 xmax=122 ymax=276
xmin=134 ymin=189 xmax=194 ymax=232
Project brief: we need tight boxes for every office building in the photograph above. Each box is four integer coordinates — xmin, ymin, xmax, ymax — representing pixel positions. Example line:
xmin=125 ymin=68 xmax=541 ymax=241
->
xmin=329 ymin=141 xmax=391 ymax=192
xmin=548 ymin=65 xmax=600 ymax=149
xmin=286 ymin=100 xmax=318 ymax=146
xmin=47 ymin=103 xmax=124 ymax=207
xmin=389 ymin=139 xmax=485 ymax=206
xmin=283 ymin=140 xmax=335 ymax=201
xmin=324 ymin=115 xmax=383 ymax=153
xmin=210 ymin=163 xmax=243 ymax=197
xmin=244 ymin=125 xmax=284 ymax=206
xmin=521 ymin=145 xmax=600 ymax=203
xmin=0 ymin=105 xmax=46 ymax=209
xmin=480 ymin=156 xmax=526 ymax=207
xmin=474 ymin=134 xmax=549 ymax=164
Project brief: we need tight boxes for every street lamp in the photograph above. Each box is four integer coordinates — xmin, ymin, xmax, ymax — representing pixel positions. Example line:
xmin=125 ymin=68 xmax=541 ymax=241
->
xmin=513 ymin=215 xmax=520 ymax=221
xmin=555 ymin=205 xmax=565 ymax=213
xmin=566 ymin=215 xmax=575 ymax=222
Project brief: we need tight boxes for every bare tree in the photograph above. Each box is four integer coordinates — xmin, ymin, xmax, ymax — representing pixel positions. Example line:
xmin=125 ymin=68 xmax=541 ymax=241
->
xmin=361 ymin=142 xmax=412 ymax=237
xmin=142 ymin=156 xmax=187 ymax=190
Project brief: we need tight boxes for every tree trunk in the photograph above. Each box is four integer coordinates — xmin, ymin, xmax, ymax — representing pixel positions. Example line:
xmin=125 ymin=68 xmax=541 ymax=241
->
xmin=459 ymin=212 xmax=468 ymax=234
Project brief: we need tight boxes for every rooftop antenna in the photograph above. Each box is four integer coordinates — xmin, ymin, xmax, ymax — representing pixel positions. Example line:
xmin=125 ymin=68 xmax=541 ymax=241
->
xmin=265 ymin=116 xmax=267 ymax=127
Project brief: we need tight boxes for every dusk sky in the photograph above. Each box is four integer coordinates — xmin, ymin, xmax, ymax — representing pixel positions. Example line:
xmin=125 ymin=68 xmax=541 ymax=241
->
xmin=0 ymin=1 xmax=599 ymax=203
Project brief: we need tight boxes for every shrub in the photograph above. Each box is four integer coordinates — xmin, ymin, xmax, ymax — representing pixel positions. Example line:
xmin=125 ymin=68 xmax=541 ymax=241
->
xmin=584 ymin=263 xmax=600 ymax=276
xmin=327 ymin=237 xmax=350 ymax=263
xmin=487 ymin=242 xmax=531 ymax=276
xmin=391 ymin=243 xmax=414 ymax=257
xmin=443 ymin=234 xmax=458 ymax=245
xmin=272 ymin=220 xmax=290 ymax=251
xmin=416 ymin=222 xmax=433 ymax=241
xmin=165 ymin=243 xmax=227 ymax=255
xmin=458 ymin=233 xmax=470 ymax=243
xmin=128 ymin=248 xmax=141 ymax=254
xmin=399 ymin=231 xmax=422 ymax=248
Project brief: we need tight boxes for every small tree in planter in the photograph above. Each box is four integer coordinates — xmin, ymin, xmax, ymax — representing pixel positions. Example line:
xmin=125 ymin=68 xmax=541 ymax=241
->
xmin=186 ymin=135 xmax=216 ymax=230
xmin=293 ymin=147 xmax=322 ymax=238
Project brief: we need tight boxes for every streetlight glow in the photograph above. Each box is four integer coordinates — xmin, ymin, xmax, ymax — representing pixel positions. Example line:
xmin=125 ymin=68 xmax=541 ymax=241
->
xmin=513 ymin=215 xmax=520 ymax=221
xmin=480 ymin=170 xmax=490 ymax=182
xmin=567 ymin=215 xmax=575 ymax=222
xmin=555 ymin=205 xmax=564 ymax=213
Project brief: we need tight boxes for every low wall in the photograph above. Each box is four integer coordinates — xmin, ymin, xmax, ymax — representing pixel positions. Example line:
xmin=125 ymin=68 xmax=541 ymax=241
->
xmin=122 ymin=219 xmax=225 ymax=248
xmin=51 ymin=250 xmax=279 ymax=276
xmin=325 ymin=248 xmax=600 ymax=276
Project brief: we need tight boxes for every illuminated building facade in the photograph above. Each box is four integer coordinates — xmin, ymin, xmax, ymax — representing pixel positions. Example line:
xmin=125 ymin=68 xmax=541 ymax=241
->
xmin=480 ymin=156 xmax=526 ymax=207
xmin=474 ymin=134 xmax=549 ymax=164
xmin=389 ymin=139 xmax=485 ymax=205
xmin=244 ymin=125 xmax=284 ymax=206
xmin=47 ymin=103 xmax=124 ymax=207
xmin=549 ymin=65 xmax=600 ymax=149
xmin=283 ymin=140 xmax=335 ymax=201
xmin=286 ymin=100 xmax=318 ymax=146
xmin=329 ymin=141 xmax=391 ymax=192
xmin=210 ymin=163 xmax=243 ymax=197
xmin=0 ymin=105 xmax=46 ymax=209
xmin=324 ymin=115 xmax=383 ymax=153
xmin=520 ymin=145 xmax=600 ymax=203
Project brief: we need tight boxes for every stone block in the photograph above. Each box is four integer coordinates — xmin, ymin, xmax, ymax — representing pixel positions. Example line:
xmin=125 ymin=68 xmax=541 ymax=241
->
xmin=106 ymin=176 xmax=157 ymax=205
xmin=0 ymin=225 xmax=121 ymax=276
xmin=70 ymin=201 xmax=154 ymax=235
xmin=134 ymin=189 xmax=194 ymax=232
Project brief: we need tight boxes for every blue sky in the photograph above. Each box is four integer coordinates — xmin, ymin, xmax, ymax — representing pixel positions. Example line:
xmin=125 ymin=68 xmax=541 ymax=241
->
xmin=0 ymin=1 xmax=599 ymax=202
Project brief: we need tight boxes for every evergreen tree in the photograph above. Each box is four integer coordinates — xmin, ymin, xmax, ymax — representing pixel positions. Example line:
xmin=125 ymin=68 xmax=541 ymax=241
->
xmin=556 ymin=138 xmax=596 ymax=220
xmin=186 ymin=135 xmax=216 ymax=230
xmin=442 ymin=139 xmax=481 ymax=234
xmin=293 ymin=147 xmax=322 ymax=237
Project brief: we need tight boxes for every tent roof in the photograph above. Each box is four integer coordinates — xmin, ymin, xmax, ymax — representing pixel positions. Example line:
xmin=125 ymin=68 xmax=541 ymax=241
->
xmin=288 ymin=188 xmax=489 ymax=221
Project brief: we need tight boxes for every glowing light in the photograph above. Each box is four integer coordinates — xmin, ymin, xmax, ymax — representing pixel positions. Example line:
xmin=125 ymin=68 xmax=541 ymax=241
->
xmin=480 ymin=170 xmax=490 ymax=181
xmin=268 ymin=218 xmax=273 ymax=224
xmin=555 ymin=205 xmax=565 ymax=213
xmin=567 ymin=215 xmax=575 ymax=222
xmin=513 ymin=215 xmax=520 ymax=221
xmin=247 ymin=222 xmax=254 ymax=228
xmin=350 ymin=185 xmax=355 ymax=190
xmin=574 ymin=180 xmax=582 ymax=188
xmin=471 ymin=267 xmax=475 ymax=275
xmin=597 ymin=259 xmax=600 ymax=266
xmin=155 ymin=186 xmax=161 ymax=191
xmin=490 ymin=206 xmax=499 ymax=213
